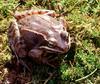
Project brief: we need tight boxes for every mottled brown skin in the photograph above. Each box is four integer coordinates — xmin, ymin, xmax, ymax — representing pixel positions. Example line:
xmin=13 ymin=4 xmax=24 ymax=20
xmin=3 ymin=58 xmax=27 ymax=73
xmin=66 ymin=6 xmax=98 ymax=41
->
xmin=8 ymin=10 xmax=71 ymax=67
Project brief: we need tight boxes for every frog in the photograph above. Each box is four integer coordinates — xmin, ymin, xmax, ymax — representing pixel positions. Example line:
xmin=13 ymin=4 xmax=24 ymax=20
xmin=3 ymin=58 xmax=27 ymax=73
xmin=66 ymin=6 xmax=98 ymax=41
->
xmin=8 ymin=10 xmax=71 ymax=67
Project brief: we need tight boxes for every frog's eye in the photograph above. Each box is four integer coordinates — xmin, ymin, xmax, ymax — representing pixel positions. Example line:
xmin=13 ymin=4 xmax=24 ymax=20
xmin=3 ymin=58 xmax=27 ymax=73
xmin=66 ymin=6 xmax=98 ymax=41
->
xmin=48 ymin=43 xmax=54 ymax=48
xmin=60 ymin=31 xmax=69 ymax=41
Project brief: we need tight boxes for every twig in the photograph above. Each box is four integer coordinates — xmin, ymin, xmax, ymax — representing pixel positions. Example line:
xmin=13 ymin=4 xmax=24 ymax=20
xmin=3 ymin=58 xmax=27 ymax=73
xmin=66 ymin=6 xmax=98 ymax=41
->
xmin=7 ymin=3 xmax=21 ymax=16
xmin=60 ymin=0 xmax=86 ymax=16
xmin=0 ymin=47 xmax=8 ymax=53
xmin=75 ymin=68 xmax=97 ymax=82
xmin=13 ymin=3 xmax=21 ymax=13
xmin=44 ymin=72 xmax=54 ymax=84
xmin=20 ymin=59 xmax=31 ymax=72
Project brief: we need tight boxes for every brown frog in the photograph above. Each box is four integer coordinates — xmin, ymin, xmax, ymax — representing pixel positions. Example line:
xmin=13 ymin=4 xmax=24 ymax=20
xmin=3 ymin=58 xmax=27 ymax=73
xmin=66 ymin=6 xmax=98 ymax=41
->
xmin=8 ymin=10 xmax=71 ymax=67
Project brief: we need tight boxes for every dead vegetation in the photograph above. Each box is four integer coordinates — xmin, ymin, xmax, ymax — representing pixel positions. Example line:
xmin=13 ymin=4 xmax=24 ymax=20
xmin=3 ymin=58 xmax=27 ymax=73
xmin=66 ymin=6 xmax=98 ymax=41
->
xmin=0 ymin=0 xmax=100 ymax=84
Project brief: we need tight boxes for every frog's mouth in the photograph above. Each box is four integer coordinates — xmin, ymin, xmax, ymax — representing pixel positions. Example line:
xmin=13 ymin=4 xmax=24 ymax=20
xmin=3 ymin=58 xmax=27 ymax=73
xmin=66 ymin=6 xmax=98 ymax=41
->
xmin=39 ymin=46 xmax=65 ymax=53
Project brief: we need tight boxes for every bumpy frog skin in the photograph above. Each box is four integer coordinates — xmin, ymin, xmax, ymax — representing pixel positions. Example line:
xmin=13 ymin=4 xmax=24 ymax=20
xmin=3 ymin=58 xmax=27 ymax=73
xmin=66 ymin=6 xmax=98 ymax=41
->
xmin=8 ymin=10 xmax=71 ymax=67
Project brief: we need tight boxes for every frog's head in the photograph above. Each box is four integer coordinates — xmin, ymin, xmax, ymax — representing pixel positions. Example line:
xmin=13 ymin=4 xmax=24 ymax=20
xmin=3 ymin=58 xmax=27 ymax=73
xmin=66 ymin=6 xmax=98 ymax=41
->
xmin=39 ymin=18 xmax=71 ymax=54
xmin=47 ymin=32 xmax=70 ymax=53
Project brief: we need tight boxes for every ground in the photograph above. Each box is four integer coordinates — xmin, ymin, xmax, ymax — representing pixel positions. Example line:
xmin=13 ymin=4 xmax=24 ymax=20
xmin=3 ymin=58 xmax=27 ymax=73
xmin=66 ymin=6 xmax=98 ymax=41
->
xmin=0 ymin=0 xmax=100 ymax=84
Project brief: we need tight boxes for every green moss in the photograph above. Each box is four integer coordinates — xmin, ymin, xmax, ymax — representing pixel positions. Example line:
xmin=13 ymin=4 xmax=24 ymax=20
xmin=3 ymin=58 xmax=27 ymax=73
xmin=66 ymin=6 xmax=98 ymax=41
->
xmin=0 ymin=0 xmax=100 ymax=83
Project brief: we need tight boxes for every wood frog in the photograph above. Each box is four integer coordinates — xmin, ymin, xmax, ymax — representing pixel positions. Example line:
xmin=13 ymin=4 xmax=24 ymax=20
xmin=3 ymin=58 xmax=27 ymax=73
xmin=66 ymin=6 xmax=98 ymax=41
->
xmin=8 ymin=10 xmax=71 ymax=67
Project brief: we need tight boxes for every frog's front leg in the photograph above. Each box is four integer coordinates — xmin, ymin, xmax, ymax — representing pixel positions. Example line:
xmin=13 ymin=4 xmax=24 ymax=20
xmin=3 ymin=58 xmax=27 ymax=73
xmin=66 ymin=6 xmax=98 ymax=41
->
xmin=28 ymin=49 xmax=55 ymax=68
xmin=28 ymin=49 xmax=43 ymax=63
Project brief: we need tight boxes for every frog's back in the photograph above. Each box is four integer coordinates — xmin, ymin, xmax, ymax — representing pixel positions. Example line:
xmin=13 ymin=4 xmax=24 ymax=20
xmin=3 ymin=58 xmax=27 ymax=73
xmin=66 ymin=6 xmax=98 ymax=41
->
xmin=18 ymin=14 xmax=63 ymax=37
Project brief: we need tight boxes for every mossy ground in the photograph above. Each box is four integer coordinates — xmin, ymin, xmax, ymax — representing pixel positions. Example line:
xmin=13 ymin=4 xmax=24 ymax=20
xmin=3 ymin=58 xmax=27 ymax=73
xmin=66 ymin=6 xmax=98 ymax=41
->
xmin=0 ymin=0 xmax=100 ymax=84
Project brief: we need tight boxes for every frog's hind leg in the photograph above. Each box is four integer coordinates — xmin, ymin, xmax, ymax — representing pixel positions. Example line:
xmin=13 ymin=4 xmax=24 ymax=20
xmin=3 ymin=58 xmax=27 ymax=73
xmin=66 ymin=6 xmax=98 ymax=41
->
xmin=8 ymin=20 xmax=20 ymax=60
xmin=8 ymin=20 xmax=27 ymax=60
xmin=8 ymin=20 xmax=30 ymax=72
